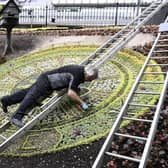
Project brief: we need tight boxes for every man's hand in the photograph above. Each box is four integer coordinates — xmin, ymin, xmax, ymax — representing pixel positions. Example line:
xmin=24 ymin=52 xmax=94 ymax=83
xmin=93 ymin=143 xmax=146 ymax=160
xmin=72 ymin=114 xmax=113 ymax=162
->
xmin=75 ymin=102 xmax=88 ymax=111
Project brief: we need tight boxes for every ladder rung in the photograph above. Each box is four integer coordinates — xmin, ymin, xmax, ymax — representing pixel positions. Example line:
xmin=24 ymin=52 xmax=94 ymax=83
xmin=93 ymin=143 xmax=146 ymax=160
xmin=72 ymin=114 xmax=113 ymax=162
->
xmin=158 ymin=39 xmax=168 ymax=42
xmin=0 ymin=134 xmax=7 ymax=140
xmin=154 ymin=50 xmax=168 ymax=53
xmin=101 ymin=47 xmax=108 ymax=50
xmin=108 ymin=110 xmax=120 ymax=114
xmin=88 ymin=58 xmax=94 ymax=61
xmin=155 ymin=44 xmax=168 ymax=47
xmin=134 ymin=91 xmax=160 ymax=95
xmin=147 ymin=64 xmax=168 ymax=66
xmin=111 ymin=42 xmax=118 ymax=46
xmin=123 ymin=116 xmax=152 ymax=123
xmin=115 ymin=133 xmax=147 ymax=141
xmin=143 ymin=72 xmax=166 ymax=75
xmin=94 ymin=52 xmax=105 ymax=55
xmin=120 ymin=33 xmax=129 ymax=36
xmin=139 ymin=16 xmax=146 ymax=20
xmin=143 ymin=11 xmax=151 ymax=14
xmin=160 ymin=34 xmax=168 ymax=37
xmin=105 ymin=152 xmax=141 ymax=163
xmin=129 ymin=103 xmax=157 ymax=108
xmin=139 ymin=81 xmax=164 ymax=84
xmin=151 ymin=5 xmax=160 ymax=8
xmin=149 ymin=5 xmax=158 ymax=8
xmin=151 ymin=56 xmax=168 ymax=59
xmin=114 ymin=37 xmax=123 ymax=41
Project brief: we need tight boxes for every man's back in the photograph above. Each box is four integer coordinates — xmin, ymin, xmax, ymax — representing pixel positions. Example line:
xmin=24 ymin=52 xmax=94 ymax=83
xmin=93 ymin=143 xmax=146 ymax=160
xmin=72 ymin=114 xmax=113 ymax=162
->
xmin=43 ymin=65 xmax=85 ymax=92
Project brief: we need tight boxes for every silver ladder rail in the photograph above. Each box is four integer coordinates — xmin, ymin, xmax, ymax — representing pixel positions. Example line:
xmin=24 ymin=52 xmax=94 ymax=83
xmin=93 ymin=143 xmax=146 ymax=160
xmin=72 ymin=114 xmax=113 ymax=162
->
xmin=0 ymin=1 xmax=166 ymax=153
xmin=92 ymin=16 xmax=168 ymax=168
xmin=81 ymin=1 xmax=166 ymax=68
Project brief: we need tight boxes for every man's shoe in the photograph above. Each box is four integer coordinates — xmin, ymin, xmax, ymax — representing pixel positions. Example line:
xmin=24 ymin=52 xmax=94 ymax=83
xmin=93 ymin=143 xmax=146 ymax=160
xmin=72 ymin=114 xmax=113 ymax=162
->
xmin=10 ymin=118 xmax=24 ymax=128
xmin=0 ymin=99 xmax=8 ymax=113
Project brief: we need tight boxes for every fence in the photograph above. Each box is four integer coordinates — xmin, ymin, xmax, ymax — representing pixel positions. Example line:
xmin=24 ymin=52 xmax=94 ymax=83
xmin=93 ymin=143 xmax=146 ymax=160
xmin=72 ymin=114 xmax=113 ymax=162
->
xmin=18 ymin=1 xmax=163 ymax=27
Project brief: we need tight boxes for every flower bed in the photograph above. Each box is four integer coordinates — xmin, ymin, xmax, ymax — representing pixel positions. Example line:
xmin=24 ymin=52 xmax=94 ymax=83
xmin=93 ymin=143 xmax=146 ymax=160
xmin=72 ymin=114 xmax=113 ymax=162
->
xmin=0 ymin=45 xmax=163 ymax=156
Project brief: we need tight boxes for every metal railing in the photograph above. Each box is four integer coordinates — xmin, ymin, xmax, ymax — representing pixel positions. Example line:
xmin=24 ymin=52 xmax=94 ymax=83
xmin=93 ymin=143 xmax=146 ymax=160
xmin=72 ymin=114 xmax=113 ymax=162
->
xmin=18 ymin=2 xmax=152 ymax=26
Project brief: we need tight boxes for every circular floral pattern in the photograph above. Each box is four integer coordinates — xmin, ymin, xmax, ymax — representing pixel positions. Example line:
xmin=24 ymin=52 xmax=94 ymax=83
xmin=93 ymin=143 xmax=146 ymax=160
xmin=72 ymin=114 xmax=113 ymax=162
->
xmin=0 ymin=46 xmax=163 ymax=156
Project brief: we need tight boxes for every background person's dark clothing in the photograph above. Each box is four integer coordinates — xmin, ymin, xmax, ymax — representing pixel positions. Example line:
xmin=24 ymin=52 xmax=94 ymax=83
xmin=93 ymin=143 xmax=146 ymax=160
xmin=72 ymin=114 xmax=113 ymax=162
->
xmin=2 ymin=65 xmax=85 ymax=120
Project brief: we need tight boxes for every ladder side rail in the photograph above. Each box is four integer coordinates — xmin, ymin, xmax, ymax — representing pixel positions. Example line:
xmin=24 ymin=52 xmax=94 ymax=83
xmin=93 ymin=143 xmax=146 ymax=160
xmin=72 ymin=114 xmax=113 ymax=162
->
xmin=80 ymin=2 xmax=157 ymax=65
xmin=139 ymin=15 xmax=168 ymax=166
xmin=0 ymin=96 xmax=62 ymax=152
xmin=92 ymin=29 xmax=161 ymax=168
xmin=139 ymin=72 xmax=168 ymax=168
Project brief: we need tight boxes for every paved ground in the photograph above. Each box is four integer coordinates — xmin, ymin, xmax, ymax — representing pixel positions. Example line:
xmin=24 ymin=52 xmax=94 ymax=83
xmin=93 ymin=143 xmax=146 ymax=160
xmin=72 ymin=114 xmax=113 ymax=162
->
xmin=126 ymin=32 xmax=155 ymax=48
xmin=0 ymin=32 xmax=155 ymax=61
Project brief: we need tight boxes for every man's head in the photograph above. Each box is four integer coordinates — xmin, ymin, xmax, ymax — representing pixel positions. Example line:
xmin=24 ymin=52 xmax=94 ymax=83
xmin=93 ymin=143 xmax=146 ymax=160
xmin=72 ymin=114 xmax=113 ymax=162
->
xmin=84 ymin=67 xmax=99 ymax=81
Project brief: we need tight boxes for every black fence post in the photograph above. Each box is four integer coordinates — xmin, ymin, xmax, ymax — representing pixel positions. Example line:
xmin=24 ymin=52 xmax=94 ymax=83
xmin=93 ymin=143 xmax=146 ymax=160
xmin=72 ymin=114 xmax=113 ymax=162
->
xmin=136 ymin=0 xmax=141 ymax=17
xmin=45 ymin=5 xmax=48 ymax=27
xmin=115 ymin=2 xmax=119 ymax=26
xmin=28 ymin=9 xmax=33 ymax=28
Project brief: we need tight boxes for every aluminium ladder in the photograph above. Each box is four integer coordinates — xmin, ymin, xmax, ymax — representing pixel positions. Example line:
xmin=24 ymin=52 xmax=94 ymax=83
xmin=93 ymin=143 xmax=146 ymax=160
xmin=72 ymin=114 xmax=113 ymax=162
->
xmin=92 ymin=16 xmax=168 ymax=168
xmin=0 ymin=1 xmax=166 ymax=153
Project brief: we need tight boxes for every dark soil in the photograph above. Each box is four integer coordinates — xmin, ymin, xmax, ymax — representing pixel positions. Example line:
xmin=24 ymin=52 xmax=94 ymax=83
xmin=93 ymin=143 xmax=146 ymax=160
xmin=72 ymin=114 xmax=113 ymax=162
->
xmin=0 ymin=33 xmax=167 ymax=168
xmin=0 ymin=34 xmax=40 ymax=62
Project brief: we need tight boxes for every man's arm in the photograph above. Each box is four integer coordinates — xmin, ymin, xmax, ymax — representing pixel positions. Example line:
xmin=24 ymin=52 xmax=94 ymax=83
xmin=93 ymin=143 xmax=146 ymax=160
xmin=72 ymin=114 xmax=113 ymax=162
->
xmin=67 ymin=89 xmax=88 ymax=111
xmin=67 ymin=89 xmax=89 ymax=111
xmin=67 ymin=89 xmax=83 ymax=105
xmin=67 ymin=74 xmax=88 ymax=111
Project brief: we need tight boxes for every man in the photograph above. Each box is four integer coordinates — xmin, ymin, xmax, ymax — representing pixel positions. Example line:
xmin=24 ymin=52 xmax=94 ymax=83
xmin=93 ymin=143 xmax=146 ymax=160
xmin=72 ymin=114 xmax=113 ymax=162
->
xmin=0 ymin=64 xmax=98 ymax=128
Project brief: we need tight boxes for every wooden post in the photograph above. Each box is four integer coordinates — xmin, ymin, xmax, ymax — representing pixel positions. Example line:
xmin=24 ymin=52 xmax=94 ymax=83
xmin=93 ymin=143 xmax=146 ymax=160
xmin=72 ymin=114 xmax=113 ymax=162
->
xmin=3 ymin=26 xmax=14 ymax=56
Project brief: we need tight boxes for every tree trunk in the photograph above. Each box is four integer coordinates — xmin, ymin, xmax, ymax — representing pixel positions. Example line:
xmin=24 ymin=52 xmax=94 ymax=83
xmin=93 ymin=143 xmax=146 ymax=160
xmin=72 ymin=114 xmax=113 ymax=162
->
xmin=3 ymin=26 xmax=14 ymax=56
